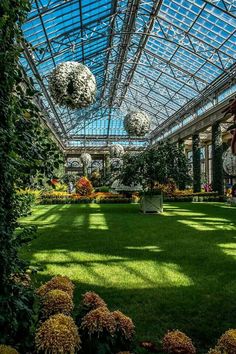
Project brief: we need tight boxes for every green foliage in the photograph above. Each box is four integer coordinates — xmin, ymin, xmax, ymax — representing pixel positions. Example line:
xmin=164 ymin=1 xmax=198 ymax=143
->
xmin=121 ymin=143 xmax=191 ymax=191
xmin=192 ymin=134 xmax=201 ymax=193
xmin=212 ymin=122 xmax=224 ymax=195
xmin=0 ymin=0 xmax=63 ymax=349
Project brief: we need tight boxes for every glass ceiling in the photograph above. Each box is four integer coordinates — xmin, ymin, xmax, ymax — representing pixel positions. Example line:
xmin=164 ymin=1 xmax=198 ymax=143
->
xmin=21 ymin=0 xmax=236 ymax=147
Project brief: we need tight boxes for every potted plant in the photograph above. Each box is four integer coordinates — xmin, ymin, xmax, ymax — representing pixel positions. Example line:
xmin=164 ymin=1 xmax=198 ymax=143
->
xmin=120 ymin=143 xmax=190 ymax=214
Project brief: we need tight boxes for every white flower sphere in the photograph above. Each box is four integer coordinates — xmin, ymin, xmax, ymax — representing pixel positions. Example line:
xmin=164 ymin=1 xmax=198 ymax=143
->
xmin=49 ymin=61 xmax=96 ymax=109
xmin=80 ymin=153 xmax=92 ymax=166
xmin=110 ymin=144 xmax=124 ymax=158
xmin=223 ymin=147 xmax=236 ymax=176
xmin=124 ymin=111 xmax=150 ymax=136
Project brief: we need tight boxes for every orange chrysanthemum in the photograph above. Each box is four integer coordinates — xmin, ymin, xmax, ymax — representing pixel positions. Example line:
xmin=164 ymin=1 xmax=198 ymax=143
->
xmin=35 ymin=314 xmax=81 ymax=353
xmin=36 ymin=275 xmax=74 ymax=298
xmin=0 ymin=345 xmax=19 ymax=354
xmin=41 ymin=289 xmax=74 ymax=318
xmin=80 ymin=306 xmax=116 ymax=337
xmin=162 ymin=330 xmax=196 ymax=354
xmin=217 ymin=329 xmax=236 ymax=354
xmin=81 ymin=291 xmax=107 ymax=311
xmin=112 ymin=310 xmax=135 ymax=341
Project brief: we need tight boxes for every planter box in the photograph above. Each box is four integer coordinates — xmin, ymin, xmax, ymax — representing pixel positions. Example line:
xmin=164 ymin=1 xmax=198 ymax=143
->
xmin=140 ymin=194 xmax=163 ymax=214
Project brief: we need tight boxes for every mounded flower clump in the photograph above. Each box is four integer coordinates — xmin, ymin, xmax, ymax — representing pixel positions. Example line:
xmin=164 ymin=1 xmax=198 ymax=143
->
xmin=0 ymin=345 xmax=19 ymax=354
xmin=35 ymin=314 xmax=81 ymax=353
xmin=217 ymin=329 xmax=236 ymax=354
xmin=81 ymin=291 xmax=107 ymax=311
xmin=49 ymin=61 xmax=96 ymax=109
xmin=36 ymin=275 xmax=74 ymax=298
xmin=124 ymin=111 xmax=150 ymax=136
xmin=162 ymin=330 xmax=196 ymax=354
xmin=41 ymin=289 xmax=74 ymax=318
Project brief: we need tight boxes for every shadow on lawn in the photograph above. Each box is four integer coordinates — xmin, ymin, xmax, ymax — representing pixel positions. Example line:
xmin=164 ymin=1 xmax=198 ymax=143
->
xmin=22 ymin=203 xmax=236 ymax=352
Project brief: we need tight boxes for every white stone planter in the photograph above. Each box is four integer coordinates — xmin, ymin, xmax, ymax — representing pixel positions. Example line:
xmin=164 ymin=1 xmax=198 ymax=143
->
xmin=140 ymin=194 xmax=163 ymax=214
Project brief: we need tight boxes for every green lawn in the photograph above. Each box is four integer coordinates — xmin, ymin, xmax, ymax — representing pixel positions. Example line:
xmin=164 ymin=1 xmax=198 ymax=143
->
xmin=21 ymin=203 xmax=236 ymax=352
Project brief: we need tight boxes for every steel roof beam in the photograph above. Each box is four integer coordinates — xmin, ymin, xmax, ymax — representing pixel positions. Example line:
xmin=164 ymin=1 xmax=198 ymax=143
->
xmin=22 ymin=41 xmax=68 ymax=138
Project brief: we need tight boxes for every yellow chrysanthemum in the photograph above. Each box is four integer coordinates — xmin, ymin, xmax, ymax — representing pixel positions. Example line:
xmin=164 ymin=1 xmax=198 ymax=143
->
xmin=36 ymin=275 xmax=74 ymax=298
xmin=81 ymin=291 xmax=107 ymax=311
xmin=162 ymin=330 xmax=196 ymax=354
xmin=217 ymin=329 xmax=236 ymax=354
xmin=35 ymin=314 xmax=81 ymax=353
xmin=112 ymin=310 xmax=135 ymax=341
xmin=41 ymin=289 xmax=74 ymax=318
xmin=0 ymin=345 xmax=19 ymax=354
xmin=80 ymin=306 xmax=116 ymax=336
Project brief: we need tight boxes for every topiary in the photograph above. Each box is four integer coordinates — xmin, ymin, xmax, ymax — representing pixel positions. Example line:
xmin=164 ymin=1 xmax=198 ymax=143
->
xmin=41 ymin=289 xmax=74 ymax=319
xmin=36 ymin=275 xmax=74 ymax=298
xmin=217 ymin=329 xmax=236 ymax=354
xmin=35 ymin=314 xmax=81 ymax=353
xmin=162 ymin=330 xmax=196 ymax=354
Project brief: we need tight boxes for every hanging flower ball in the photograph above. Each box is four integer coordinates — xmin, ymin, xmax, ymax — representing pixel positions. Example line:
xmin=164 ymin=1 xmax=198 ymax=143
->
xmin=223 ymin=147 xmax=236 ymax=176
xmin=110 ymin=144 xmax=125 ymax=158
xmin=49 ymin=61 xmax=96 ymax=109
xmin=80 ymin=153 xmax=92 ymax=166
xmin=124 ymin=111 xmax=150 ymax=136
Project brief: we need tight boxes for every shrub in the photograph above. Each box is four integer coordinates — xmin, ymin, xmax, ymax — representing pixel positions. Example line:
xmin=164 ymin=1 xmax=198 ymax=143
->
xmin=217 ymin=329 xmax=236 ymax=354
xmin=36 ymin=275 xmax=74 ymax=298
xmin=162 ymin=330 xmax=196 ymax=354
xmin=76 ymin=177 xmax=93 ymax=196
xmin=35 ymin=314 xmax=81 ymax=354
xmin=0 ymin=345 xmax=19 ymax=354
xmin=41 ymin=289 xmax=74 ymax=319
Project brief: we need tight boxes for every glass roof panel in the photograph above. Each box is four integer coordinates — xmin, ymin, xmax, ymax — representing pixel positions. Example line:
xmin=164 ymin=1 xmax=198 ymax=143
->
xmin=21 ymin=0 xmax=236 ymax=146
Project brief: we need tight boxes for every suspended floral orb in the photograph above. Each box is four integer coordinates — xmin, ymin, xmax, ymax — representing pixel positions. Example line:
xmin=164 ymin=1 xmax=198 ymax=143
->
xmin=110 ymin=144 xmax=124 ymax=158
xmin=80 ymin=153 xmax=92 ymax=166
xmin=49 ymin=61 xmax=96 ymax=109
xmin=223 ymin=147 xmax=236 ymax=176
xmin=124 ymin=111 xmax=150 ymax=136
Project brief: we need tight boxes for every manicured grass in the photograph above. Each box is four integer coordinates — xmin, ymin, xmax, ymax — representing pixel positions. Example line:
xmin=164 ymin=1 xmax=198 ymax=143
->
xmin=21 ymin=203 xmax=236 ymax=352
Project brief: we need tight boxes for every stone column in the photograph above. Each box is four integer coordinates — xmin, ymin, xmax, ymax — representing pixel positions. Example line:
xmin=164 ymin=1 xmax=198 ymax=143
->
xmin=192 ymin=133 xmax=201 ymax=192
xmin=212 ymin=122 xmax=224 ymax=195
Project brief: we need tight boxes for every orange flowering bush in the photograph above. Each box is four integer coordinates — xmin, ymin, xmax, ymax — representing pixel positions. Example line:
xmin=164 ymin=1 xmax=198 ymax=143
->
xmin=217 ymin=329 xmax=236 ymax=354
xmin=112 ymin=310 xmax=135 ymax=341
xmin=35 ymin=314 xmax=81 ymax=353
xmin=41 ymin=289 xmax=74 ymax=318
xmin=162 ymin=330 xmax=196 ymax=354
xmin=80 ymin=291 xmax=107 ymax=313
xmin=207 ymin=349 xmax=221 ymax=354
xmin=80 ymin=306 xmax=116 ymax=337
xmin=76 ymin=177 xmax=93 ymax=196
xmin=36 ymin=275 xmax=74 ymax=298
xmin=0 ymin=345 xmax=19 ymax=354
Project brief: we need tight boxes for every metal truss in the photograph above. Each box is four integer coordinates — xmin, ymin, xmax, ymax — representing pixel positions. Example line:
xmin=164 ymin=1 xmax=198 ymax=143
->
xmin=21 ymin=0 xmax=236 ymax=148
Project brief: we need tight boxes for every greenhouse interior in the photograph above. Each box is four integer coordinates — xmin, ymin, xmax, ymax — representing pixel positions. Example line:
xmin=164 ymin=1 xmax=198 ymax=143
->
xmin=1 ymin=0 xmax=236 ymax=353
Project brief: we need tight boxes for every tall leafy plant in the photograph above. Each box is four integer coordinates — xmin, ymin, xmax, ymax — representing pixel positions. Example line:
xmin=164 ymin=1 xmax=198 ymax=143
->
xmin=121 ymin=143 xmax=190 ymax=192
xmin=0 ymin=0 xmax=64 ymax=349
